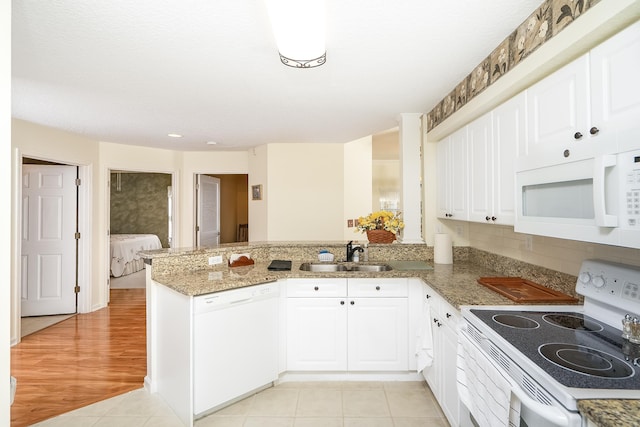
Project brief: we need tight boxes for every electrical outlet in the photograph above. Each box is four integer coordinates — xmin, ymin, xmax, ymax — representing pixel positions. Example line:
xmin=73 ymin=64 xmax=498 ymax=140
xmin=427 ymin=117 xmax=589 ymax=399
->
xmin=524 ymin=236 xmax=533 ymax=251
xmin=347 ymin=219 xmax=354 ymax=227
xmin=208 ymin=255 xmax=223 ymax=265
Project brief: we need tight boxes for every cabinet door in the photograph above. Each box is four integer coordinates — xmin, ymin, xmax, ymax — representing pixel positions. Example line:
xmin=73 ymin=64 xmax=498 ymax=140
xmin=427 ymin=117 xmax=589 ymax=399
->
xmin=526 ymin=54 xmax=591 ymax=165
xmin=347 ymin=297 xmax=408 ymax=371
xmin=436 ymin=138 xmax=451 ymax=219
xmin=420 ymin=289 xmax=440 ymax=391
xmin=440 ymin=322 xmax=461 ymax=427
xmin=286 ymin=298 xmax=347 ymax=371
xmin=437 ymin=127 xmax=468 ymax=220
xmin=450 ymin=127 xmax=468 ymax=220
xmin=491 ymin=93 xmax=525 ymax=225
xmin=591 ymin=21 xmax=640 ymax=153
xmin=467 ymin=112 xmax=493 ymax=223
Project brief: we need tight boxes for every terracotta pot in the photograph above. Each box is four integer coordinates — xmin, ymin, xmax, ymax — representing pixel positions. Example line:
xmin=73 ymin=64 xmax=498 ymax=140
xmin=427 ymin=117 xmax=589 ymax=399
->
xmin=366 ymin=229 xmax=396 ymax=244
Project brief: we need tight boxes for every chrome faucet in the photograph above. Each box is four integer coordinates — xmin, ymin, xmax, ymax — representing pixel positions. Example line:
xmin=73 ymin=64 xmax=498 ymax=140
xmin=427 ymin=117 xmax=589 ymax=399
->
xmin=346 ymin=240 xmax=364 ymax=262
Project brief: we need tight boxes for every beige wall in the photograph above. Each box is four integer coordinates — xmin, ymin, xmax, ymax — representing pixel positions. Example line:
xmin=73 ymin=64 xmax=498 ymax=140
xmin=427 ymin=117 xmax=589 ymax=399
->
xmin=344 ymin=136 xmax=373 ymax=241
xmin=266 ymin=143 xmax=345 ymax=241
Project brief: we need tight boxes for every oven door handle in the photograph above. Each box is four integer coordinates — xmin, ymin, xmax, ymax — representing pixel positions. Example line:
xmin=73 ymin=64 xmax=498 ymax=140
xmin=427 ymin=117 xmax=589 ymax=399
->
xmin=460 ymin=328 xmax=571 ymax=427
xmin=508 ymin=377 xmax=571 ymax=427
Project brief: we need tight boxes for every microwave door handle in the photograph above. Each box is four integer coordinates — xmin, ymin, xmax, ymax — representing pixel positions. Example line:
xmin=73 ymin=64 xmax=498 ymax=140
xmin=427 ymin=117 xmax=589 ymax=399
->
xmin=593 ymin=155 xmax=618 ymax=227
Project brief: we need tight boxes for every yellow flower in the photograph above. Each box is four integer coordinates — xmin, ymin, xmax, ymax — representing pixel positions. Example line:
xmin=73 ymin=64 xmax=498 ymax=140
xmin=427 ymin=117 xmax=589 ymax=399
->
xmin=355 ymin=211 xmax=405 ymax=235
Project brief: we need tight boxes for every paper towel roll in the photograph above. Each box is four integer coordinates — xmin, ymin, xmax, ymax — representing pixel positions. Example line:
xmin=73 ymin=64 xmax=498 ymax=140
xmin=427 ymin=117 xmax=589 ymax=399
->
xmin=434 ymin=233 xmax=453 ymax=264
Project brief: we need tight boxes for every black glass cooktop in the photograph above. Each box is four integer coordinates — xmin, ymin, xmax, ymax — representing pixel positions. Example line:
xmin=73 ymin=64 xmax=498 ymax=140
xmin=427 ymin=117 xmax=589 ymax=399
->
xmin=470 ymin=309 xmax=640 ymax=390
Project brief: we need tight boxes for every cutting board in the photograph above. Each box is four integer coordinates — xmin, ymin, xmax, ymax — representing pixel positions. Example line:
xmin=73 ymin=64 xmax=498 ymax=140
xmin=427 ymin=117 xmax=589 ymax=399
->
xmin=386 ymin=261 xmax=433 ymax=271
xmin=477 ymin=277 xmax=578 ymax=303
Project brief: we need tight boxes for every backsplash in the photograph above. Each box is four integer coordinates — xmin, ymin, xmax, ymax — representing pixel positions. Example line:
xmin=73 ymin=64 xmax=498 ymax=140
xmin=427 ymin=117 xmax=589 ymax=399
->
xmin=426 ymin=0 xmax=601 ymax=131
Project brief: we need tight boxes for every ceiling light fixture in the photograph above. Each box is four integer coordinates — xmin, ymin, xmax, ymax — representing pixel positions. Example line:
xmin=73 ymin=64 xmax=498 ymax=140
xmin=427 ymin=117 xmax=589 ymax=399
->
xmin=265 ymin=0 xmax=326 ymax=68
xmin=167 ymin=133 xmax=183 ymax=138
xmin=206 ymin=141 xmax=218 ymax=145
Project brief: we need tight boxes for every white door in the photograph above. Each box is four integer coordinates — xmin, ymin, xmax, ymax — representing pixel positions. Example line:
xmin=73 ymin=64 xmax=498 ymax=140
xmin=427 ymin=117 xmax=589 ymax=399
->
xmin=21 ymin=165 xmax=77 ymax=316
xmin=467 ymin=112 xmax=493 ymax=223
xmin=196 ymin=175 xmax=220 ymax=246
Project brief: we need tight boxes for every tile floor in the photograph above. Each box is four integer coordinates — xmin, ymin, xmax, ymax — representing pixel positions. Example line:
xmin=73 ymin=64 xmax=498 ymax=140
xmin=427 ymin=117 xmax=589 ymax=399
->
xmin=32 ymin=381 xmax=450 ymax=427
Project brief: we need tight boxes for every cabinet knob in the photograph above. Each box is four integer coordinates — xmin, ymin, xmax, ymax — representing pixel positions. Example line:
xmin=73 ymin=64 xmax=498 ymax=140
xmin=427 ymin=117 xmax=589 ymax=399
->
xmin=446 ymin=313 xmax=452 ymax=318
xmin=485 ymin=216 xmax=490 ymax=221
xmin=491 ymin=216 xmax=497 ymax=221
xmin=563 ymin=149 xmax=571 ymax=158
xmin=350 ymin=301 xmax=355 ymax=305
xmin=375 ymin=286 xmax=380 ymax=291
xmin=574 ymin=132 xmax=583 ymax=140
xmin=340 ymin=301 xmax=345 ymax=305
xmin=314 ymin=286 xmax=319 ymax=291
xmin=437 ymin=322 xmax=442 ymax=327
xmin=590 ymin=126 xmax=599 ymax=135
xmin=426 ymin=294 xmax=431 ymax=299
xmin=433 ymin=318 xmax=438 ymax=323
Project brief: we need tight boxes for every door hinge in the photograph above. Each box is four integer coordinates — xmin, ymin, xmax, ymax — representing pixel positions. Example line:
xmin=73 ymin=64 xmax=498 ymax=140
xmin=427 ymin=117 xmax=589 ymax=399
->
xmin=75 ymin=178 xmax=81 ymax=186
xmin=75 ymin=232 xmax=81 ymax=239
xmin=74 ymin=285 xmax=80 ymax=293
xmin=195 ymin=225 xmax=200 ymax=232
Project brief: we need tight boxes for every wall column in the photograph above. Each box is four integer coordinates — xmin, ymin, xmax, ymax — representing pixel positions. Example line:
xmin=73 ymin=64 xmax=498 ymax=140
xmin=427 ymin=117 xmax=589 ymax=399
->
xmin=398 ymin=113 xmax=424 ymax=243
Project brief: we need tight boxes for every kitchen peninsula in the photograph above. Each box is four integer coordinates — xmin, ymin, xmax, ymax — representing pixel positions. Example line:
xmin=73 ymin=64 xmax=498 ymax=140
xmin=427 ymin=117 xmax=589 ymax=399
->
xmin=141 ymin=242 xmax=636 ymax=427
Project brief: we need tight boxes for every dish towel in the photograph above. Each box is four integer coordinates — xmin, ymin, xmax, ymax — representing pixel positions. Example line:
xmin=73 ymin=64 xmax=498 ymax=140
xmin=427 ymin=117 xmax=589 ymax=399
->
xmin=415 ymin=301 xmax=434 ymax=372
xmin=457 ymin=326 xmax=521 ymax=427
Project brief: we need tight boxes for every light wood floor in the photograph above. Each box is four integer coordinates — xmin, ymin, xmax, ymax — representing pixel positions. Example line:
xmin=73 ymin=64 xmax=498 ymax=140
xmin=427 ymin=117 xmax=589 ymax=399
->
xmin=10 ymin=289 xmax=147 ymax=427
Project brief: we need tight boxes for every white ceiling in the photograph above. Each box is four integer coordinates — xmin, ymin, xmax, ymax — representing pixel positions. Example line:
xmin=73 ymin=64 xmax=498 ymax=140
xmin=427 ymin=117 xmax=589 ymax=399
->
xmin=12 ymin=0 xmax=542 ymax=151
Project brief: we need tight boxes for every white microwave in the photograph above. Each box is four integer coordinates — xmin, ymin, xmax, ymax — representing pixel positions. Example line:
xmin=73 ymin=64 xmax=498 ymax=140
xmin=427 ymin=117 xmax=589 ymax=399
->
xmin=515 ymin=150 xmax=640 ymax=248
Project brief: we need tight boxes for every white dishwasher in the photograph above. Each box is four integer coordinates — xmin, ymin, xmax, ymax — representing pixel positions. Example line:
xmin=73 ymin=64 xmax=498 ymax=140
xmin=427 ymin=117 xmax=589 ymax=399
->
xmin=193 ymin=281 xmax=279 ymax=417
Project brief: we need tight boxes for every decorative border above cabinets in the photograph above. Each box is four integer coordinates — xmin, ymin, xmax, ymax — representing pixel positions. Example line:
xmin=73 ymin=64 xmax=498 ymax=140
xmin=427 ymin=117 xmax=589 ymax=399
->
xmin=426 ymin=0 xmax=601 ymax=132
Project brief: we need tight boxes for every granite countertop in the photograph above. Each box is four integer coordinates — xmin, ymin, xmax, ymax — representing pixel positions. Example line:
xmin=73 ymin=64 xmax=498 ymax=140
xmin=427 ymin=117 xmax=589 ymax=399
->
xmin=150 ymin=260 xmax=521 ymax=308
xmin=147 ymin=254 xmax=639 ymax=427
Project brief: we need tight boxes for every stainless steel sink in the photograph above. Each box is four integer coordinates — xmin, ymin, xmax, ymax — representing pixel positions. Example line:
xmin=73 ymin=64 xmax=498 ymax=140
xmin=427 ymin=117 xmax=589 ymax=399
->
xmin=350 ymin=264 xmax=393 ymax=272
xmin=299 ymin=263 xmax=348 ymax=272
xmin=299 ymin=263 xmax=392 ymax=272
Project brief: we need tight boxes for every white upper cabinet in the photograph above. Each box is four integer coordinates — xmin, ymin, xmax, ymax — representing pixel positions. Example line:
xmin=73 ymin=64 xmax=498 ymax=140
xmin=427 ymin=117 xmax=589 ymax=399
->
xmin=590 ymin=21 xmax=640 ymax=153
xmin=437 ymin=127 xmax=468 ymax=221
xmin=467 ymin=111 xmax=494 ymax=223
xmin=491 ymin=93 xmax=525 ymax=225
xmin=523 ymin=21 xmax=640 ymax=168
xmin=524 ymin=53 xmax=592 ymax=167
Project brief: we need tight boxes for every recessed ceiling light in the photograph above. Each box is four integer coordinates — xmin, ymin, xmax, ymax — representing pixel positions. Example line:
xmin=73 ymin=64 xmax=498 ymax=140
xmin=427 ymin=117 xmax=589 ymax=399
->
xmin=167 ymin=133 xmax=183 ymax=138
xmin=206 ymin=141 xmax=218 ymax=145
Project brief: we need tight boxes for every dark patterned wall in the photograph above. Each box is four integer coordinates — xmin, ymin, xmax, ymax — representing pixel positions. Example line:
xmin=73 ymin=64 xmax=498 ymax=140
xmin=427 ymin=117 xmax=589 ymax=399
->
xmin=110 ymin=172 xmax=171 ymax=247
xmin=426 ymin=0 xmax=601 ymax=132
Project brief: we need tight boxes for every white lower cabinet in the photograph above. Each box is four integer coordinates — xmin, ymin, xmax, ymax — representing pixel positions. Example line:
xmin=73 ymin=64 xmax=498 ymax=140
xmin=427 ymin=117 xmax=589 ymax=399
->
xmin=286 ymin=278 xmax=409 ymax=371
xmin=287 ymin=296 xmax=348 ymax=371
xmin=422 ymin=283 xmax=461 ymax=427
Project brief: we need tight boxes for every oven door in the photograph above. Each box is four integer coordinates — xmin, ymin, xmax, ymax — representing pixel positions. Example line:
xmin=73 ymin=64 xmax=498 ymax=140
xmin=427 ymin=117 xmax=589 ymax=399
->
xmin=458 ymin=325 xmax=584 ymax=427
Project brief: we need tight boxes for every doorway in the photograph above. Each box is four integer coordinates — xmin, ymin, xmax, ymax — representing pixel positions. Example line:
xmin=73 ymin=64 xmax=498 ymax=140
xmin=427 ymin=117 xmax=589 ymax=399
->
xmin=108 ymin=170 xmax=173 ymax=290
xmin=16 ymin=157 xmax=89 ymax=341
xmin=195 ymin=174 xmax=248 ymax=245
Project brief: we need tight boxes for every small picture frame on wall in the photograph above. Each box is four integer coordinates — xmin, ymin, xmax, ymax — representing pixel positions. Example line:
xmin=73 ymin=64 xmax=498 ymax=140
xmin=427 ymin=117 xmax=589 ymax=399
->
xmin=251 ymin=184 xmax=262 ymax=201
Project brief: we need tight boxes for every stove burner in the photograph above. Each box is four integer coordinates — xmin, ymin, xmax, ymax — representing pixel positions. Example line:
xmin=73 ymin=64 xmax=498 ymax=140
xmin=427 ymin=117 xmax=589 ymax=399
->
xmin=542 ymin=314 xmax=604 ymax=332
xmin=492 ymin=314 xmax=539 ymax=329
xmin=539 ymin=343 xmax=634 ymax=378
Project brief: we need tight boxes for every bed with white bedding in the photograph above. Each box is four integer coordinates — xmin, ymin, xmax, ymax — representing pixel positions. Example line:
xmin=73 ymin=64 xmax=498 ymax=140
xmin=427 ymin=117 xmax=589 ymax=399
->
xmin=110 ymin=234 xmax=162 ymax=277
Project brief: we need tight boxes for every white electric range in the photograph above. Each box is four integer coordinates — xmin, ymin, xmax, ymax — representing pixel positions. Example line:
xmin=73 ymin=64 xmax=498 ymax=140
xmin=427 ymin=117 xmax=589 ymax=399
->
xmin=460 ymin=259 xmax=640 ymax=427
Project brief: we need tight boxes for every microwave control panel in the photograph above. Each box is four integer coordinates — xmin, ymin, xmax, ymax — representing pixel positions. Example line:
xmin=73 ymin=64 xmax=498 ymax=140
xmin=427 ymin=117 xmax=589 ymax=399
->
xmin=622 ymin=151 xmax=640 ymax=227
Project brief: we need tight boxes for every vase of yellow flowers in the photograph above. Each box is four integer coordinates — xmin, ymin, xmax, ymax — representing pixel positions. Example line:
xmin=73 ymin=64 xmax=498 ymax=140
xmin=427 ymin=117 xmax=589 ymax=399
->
xmin=355 ymin=211 xmax=404 ymax=243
